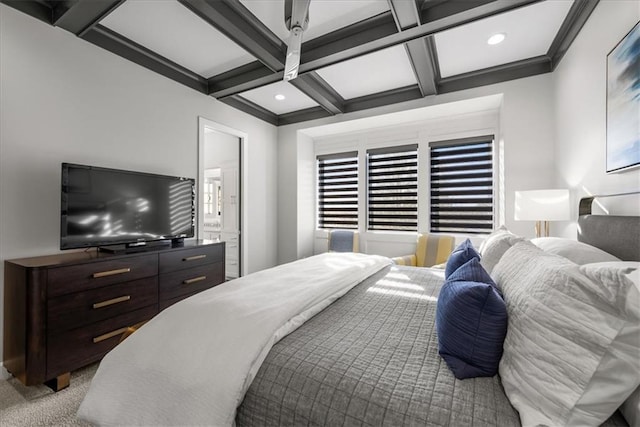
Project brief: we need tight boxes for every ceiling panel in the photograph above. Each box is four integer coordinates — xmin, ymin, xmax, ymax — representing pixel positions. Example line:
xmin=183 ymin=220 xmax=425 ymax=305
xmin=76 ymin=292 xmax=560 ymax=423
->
xmin=435 ymin=0 xmax=574 ymax=78
xmin=239 ymin=81 xmax=320 ymax=115
xmin=239 ymin=0 xmax=390 ymax=43
xmin=100 ymin=0 xmax=255 ymax=78
xmin=316 ymin=45 xmax=418 ymax=100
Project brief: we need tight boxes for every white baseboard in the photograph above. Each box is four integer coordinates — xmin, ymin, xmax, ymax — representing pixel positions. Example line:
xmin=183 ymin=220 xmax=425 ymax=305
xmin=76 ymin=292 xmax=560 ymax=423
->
xmin=0 ymin=362 xmax=11 ymax=380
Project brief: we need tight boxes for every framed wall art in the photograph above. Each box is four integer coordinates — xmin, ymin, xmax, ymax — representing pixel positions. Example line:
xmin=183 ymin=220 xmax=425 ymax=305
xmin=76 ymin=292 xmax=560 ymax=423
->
xmin=606 ymin=21 xmax=639 ymax=173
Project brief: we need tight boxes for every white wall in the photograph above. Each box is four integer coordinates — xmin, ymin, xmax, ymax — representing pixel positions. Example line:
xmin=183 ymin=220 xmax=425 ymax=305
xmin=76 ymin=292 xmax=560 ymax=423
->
xmin=296 ymin=132 xmax=316 ymax=259
xmin=553 ymin=0 xmax=640 ymax=238
xmin=277 ymin=74 xmax=556 ymax=264
xmin=0 ymin=6 xmax=278 ymax=365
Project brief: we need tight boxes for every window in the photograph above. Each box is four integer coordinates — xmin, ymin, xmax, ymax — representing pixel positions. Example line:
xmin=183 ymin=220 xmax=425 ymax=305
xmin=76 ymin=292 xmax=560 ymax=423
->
xmin=317 ymin=152 xmax=358 ymax=229
xmin=204 ymin=178 xmax=214 ymax=215
xmin=367 ymin=144 xmax=418 ymax=231
xmin=429 ymin=136 xmax=494 ymax=234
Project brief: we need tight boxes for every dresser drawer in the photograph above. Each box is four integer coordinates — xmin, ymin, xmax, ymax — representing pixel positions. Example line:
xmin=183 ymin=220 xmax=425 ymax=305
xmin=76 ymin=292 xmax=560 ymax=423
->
xmin=159 ymin=262 xmax=224 ymax=301
xmin=46 ymin=305 xmax=156 ymax=379
xmin=47 ymin=254 xmax=158 ymax=298
xmin=48 ymin=277 xmax=158 ymax=333
xmin=159 ymin=244 xmax=223 ymax=274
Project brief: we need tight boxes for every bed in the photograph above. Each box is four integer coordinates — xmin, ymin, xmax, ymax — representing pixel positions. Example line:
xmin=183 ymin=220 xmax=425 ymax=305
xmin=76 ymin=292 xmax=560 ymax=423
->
xmin=78 ymin=193 xmax=640 ymax=426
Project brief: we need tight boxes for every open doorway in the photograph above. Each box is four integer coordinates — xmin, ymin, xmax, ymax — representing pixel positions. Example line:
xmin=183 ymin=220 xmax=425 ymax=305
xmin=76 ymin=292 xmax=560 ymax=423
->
xmin=198 ymin=118 xmax=245 ymax=280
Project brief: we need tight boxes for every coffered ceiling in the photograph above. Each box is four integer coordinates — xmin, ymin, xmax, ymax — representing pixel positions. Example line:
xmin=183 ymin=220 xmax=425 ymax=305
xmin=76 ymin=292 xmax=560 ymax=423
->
xmin=2 ymin=0 xmax=599 ymax=126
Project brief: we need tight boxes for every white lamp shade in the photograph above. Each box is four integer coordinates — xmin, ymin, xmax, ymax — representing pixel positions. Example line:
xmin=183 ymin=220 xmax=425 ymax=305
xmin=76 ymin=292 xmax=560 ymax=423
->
xmin=514 ymin=189 xmax=570 ymax=221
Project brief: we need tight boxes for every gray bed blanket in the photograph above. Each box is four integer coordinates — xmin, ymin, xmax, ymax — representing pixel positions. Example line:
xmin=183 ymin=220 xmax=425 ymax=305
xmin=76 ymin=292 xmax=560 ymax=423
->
xmin=237 ymin=265 xmax=628 ymax=426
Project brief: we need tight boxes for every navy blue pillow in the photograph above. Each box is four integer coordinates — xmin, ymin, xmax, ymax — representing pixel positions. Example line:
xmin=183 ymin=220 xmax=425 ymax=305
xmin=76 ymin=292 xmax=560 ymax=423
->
xmin=447 ymin=255 xmax=496 ymax=289
xmin=445 ymin=238 xmax=480 ymax=278
xmin=436 ymin=258 xmax=507 ymax=379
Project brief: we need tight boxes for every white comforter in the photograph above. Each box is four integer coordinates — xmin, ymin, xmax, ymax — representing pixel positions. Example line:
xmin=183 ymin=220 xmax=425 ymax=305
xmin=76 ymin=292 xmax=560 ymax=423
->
xmin=77 ymin=252 xmax=391 ymax=426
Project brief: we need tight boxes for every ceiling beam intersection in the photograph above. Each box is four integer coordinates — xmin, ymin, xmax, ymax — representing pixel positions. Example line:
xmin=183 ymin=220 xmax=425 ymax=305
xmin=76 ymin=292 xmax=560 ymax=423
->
xmin=388 ymin=0 xmax=439 ymax=97
xmin=177 ymin=0 xmax=286 ymax=72
xmin=547 ymin=0 xmax=600 ymax=70
xmin=52 ymin=0 xmax=125 ymax=36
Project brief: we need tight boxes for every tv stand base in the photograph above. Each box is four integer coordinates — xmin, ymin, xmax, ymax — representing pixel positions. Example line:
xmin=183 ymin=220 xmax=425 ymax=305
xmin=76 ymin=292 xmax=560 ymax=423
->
xmin=99 ymin=241 xmax=171 ymax=254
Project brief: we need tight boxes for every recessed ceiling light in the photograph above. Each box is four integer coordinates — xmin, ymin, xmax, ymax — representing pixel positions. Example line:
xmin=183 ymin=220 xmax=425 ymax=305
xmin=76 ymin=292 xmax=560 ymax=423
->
xmin=487 ymin=33 xmax=506 ymax=45
xmin=274 ymin=94 xmax=286 ymax=101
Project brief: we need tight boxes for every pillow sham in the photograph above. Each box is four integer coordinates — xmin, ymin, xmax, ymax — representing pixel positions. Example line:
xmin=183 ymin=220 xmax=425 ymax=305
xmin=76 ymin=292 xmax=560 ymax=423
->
xmin=492 ymin=241 xmax=640 ymax=427
xmin=444 ymin=238 xmax=480 ymax=278
xmin=531 ymin=237 xmax=621 ymax=264
xmin=584 ymin=261 xmax=639 ymax=287
xmin=478 ymin=226 xmax=523 ymax=275
xmin=436 ymin=258 xmax=507 ymax=379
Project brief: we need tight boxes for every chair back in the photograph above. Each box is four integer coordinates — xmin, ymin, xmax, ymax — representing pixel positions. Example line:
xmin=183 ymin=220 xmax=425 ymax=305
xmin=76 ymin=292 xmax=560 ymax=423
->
xmin=328 ymin=230 xmax=359 ymax=253
xmin=415 ymin=233 xmax=455 ymax=267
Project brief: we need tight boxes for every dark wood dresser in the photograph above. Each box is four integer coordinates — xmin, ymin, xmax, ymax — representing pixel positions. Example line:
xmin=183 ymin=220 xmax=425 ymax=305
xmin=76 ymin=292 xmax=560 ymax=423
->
xmin=3 ymin=240 xmax=224 ymax=390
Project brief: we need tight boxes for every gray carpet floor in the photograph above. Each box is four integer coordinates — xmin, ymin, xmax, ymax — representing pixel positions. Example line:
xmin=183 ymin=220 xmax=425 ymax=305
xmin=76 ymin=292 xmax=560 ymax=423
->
xmin=0 ymin=364 xmax=96 ymax=427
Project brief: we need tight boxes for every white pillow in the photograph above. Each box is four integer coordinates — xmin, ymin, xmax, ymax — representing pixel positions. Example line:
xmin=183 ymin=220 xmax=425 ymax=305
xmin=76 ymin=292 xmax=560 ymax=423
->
xmin=478 ymin=226 xmax=523 ymax=275
xmin=493 ymin=241 xmax=640 ymax=427
xmin=585 ymin=261 xmax=640 ymax=427
xmin=531 ymin=237 xmax=621 ymax=265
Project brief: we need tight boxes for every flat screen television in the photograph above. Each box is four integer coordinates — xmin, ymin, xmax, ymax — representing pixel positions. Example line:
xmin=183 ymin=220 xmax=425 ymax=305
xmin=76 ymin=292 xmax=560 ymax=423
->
xmin=61 ymin=163 xmax=195 ymax=251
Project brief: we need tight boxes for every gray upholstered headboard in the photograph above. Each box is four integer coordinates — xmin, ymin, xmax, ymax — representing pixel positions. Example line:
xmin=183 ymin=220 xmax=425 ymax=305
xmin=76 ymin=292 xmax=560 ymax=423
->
xmin=577 ymin=192 xmax=640 ymax=261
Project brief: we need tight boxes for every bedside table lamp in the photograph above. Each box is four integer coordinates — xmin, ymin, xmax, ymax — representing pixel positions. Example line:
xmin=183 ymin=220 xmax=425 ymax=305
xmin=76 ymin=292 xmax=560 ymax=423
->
xmin=514 ymin=189 xmax=570 ymax=237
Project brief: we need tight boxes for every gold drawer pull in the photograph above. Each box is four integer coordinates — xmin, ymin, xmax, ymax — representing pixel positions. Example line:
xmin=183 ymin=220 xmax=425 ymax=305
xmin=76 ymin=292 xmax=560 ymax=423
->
xmin=183 ymin=254 xmax=206 ymax=262
xmin=93 ymin=295 xmax=131 ymax=309
xmin=93 ymin=327 xmax=129 ymax=344
xmin=92 ymin=268 xmax=131 ymax=278
xmin=183 ymin=275 xmax=207 ymax=285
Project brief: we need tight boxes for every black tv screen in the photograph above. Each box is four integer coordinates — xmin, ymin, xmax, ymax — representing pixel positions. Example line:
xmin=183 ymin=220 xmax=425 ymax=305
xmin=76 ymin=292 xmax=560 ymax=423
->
xmin=60 ymin=163 xmax=195 ymax=250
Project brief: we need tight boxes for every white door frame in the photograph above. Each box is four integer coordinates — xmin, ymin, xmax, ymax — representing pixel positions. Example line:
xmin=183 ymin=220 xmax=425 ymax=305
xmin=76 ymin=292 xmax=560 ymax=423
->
xmin=198 ymin=116 xmax=247 ymax=277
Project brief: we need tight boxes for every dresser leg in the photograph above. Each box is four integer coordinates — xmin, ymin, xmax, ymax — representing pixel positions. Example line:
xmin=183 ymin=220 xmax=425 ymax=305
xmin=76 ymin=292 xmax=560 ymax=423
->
xmin=45 ymin=372 xmax=70 ymax=391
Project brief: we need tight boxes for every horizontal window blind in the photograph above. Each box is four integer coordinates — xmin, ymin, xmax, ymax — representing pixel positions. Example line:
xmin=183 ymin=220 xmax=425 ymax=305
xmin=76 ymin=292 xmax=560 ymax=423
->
xmin=430 ymin=137 xmax=494 ymax=234
xmin=367 ymin=144 xmax=418 ymax=231
xmin=317 ymin=152 xmax=358 ymax=229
